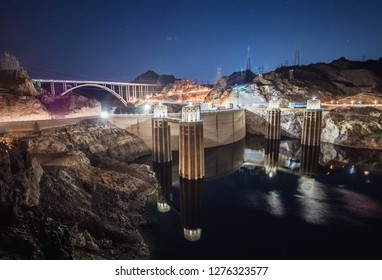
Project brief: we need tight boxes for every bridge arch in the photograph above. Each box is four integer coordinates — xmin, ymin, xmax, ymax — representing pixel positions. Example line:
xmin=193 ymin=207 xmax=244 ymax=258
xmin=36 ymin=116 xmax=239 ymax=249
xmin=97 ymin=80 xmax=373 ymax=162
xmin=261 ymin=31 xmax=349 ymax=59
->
xmin=60 ymin=84 xmax=128 ymax=106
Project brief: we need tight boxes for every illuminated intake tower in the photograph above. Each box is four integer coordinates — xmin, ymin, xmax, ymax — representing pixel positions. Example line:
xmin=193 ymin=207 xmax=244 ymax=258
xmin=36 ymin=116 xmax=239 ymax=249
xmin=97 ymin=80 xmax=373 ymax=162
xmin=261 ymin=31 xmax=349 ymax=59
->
xmin=179 ymin=104 xmax=205 ymax=180
xmin=265 ymin=99 xmax=281 ymax=140
xmin=152 ymin=104 xmax=172 ymax=163
xmin=301 ymin=98 xmax=322 ymax=146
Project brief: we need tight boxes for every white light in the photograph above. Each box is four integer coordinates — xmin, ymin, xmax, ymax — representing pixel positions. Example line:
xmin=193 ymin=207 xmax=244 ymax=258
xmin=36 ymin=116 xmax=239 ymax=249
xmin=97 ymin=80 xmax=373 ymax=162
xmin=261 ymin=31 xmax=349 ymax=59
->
xmin=100 ymin=111 xmax=109 ymax=118
xmin=312 ymin=96 xmax=317 ymax=100
xmin=144 ymin=104 xmax=151 ymax=110
xmin=188 ymin=102 xmax=193 ymax=106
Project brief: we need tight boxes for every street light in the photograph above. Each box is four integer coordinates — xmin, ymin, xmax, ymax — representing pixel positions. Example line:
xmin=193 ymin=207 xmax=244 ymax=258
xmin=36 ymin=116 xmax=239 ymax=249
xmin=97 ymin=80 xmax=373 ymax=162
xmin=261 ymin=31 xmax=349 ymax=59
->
xmin=100 ymin=111 xmax=109 ymax=118
xmin=144 ymin=104 xmax=151 ymax=115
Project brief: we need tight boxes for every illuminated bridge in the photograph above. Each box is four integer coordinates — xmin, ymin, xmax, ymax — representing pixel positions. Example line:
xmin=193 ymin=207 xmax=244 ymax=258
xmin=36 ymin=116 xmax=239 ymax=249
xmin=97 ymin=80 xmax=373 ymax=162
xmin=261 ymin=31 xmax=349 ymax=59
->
xmin=32 ymin=79 xmax=158 ymax=106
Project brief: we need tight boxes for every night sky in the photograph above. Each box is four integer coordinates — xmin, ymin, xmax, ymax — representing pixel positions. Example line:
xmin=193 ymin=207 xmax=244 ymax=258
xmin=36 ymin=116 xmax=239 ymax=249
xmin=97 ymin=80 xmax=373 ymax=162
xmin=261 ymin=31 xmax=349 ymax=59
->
xmin=1 ymin=0 xmax=381 ymax=83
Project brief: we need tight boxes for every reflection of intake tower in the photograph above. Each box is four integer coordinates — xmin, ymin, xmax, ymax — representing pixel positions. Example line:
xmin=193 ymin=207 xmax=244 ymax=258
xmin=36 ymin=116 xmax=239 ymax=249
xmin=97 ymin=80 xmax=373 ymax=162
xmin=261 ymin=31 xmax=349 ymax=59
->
xmin=301 ymin=98 xmax=322 ymax=146
xmin=179 ymin=104 xmax=205 ymax=180
xmin=152 ymin=104 xmax=172 ymax=163
xmin=153 ymin=162 xmax=173 ymax=213
xmin=264 ymin=139 xmax=280 ymax=177
xmin=265 ymin=99 xmax=281 ymax=140
xmin=300 ymin=145 xmax=320 ymax=177
xmin=180 ymin=178 xmax=203 ymax=242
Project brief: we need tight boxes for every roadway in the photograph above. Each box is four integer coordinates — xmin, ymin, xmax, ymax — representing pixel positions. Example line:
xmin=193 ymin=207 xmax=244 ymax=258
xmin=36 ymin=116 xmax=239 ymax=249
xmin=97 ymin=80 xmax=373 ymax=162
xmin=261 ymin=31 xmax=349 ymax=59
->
xmin=0 ymin=116 xmax=98 ymax=135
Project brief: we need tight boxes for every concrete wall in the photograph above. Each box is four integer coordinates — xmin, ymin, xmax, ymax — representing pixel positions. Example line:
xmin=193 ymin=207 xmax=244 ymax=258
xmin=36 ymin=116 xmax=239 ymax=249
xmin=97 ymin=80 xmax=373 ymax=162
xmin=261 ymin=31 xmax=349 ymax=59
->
xmin=111 ymin=109 xmax=246 ymax=151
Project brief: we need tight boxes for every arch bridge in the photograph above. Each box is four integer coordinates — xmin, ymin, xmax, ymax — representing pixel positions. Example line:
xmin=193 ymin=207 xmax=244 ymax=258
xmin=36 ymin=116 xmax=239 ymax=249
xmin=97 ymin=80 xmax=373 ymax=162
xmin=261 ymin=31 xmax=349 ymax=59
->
xmin=33 ymin=79 xmax=158 ymax=106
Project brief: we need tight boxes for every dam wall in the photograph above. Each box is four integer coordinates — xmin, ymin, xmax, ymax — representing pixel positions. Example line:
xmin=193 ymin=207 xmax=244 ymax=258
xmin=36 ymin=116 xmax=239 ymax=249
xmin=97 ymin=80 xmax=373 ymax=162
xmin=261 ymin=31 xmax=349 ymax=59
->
xmin=110 ymin=109 xmax=246 ymax=151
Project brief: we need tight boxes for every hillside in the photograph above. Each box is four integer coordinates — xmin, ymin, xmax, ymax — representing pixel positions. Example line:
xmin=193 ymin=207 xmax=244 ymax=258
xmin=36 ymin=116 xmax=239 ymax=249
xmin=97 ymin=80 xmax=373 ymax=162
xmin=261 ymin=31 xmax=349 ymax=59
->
xmin=205 ymin=57 xmax=382 ymax=107
xmin=132 ymin=70 xmax=176 ymax=90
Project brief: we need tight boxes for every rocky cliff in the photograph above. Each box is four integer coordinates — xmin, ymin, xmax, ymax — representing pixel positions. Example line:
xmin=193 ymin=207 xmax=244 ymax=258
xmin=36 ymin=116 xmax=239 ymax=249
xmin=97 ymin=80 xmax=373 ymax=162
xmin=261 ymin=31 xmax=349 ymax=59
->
xmin=1 ymin=65 xmax=101 ymax=121
xmin=205 ymin=57 xmax=382 ymax=108
xmin=321 ymin=107 xmax=382 ymax=149
xmin=0 ymin=69 xmax=38 ymax=96
xmin=0 ymin=119 xmax=156 ymax=259
xmin=245 ymin=106 xmax=382 ymax=149
xmin=245 ymin=109 xmax=303 ymax=139
xmin=0 ymin=95 xmax=52 ymax=122
xmin=149 ymin=80 xmax=212 ymax=104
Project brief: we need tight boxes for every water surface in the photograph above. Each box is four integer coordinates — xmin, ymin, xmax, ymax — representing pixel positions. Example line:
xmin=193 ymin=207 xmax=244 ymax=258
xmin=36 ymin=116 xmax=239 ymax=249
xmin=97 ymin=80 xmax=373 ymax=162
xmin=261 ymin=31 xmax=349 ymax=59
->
xmin=141 ymin=136 xmax=382 ymax=259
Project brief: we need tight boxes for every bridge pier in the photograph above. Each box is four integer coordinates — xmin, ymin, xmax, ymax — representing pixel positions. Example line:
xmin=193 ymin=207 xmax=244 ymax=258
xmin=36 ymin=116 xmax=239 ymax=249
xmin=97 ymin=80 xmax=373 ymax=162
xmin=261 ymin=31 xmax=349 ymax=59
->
xmin=50 ymin=81 xmax=55 ymax=96
xmin=265 ymin=99 xmax=281 ymax=140
xmin=301 ymin=98 xmax=322 ymax=146
xmin=152 ymin=104 xmax=172 ymax=163
xmin=179 ymin=104 xmax=205 ymax=180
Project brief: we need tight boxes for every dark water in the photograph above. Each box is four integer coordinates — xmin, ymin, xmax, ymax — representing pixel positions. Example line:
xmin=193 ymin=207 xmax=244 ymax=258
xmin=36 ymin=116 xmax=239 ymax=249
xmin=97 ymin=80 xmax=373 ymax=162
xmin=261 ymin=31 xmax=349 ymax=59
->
xmin=141 ymin=135 xmax=382 ymax=259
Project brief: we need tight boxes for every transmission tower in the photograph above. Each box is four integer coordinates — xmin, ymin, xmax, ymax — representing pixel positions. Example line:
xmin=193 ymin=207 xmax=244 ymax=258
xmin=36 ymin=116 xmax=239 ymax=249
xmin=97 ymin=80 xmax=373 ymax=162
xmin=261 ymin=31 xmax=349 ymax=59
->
xmin=258 ymin=65 xmax=265 ymax=74
xmin=246 ymin=45 xmax=252 ymax=71
xmin=215 ymin=66 xmax=222 ymax=82
xmin=294 ymin=49 xmax=300 ymax=66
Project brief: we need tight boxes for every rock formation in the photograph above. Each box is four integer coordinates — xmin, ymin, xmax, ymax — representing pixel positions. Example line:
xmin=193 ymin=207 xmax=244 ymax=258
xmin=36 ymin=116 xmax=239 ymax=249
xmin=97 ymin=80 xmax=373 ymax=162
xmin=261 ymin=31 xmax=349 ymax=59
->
xmin=0 ymin=119 xmax=156 ymax=259
xmin=245 ymin=106 xmax=382 ymax=149
xmin=0 ymin=68 xmax=38 ymax=96
xmin=41 ymin=95 xmax=101 ymax=118
xmin=321 ymin=107 xmax=382 ymax=149
xmin=206 ymin=57 xmax=382 ymax=106
xmin=0 ymin=95 xmax=52 ymax=122
xmin=132 ymin=70 xmax=176 ymax=90
xmin=150 ymin=80 xmax=211 ymax=104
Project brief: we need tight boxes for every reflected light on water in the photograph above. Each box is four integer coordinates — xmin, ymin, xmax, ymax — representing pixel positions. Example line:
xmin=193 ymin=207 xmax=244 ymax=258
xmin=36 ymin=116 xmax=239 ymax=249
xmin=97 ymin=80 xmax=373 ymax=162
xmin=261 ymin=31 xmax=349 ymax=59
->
xmin=267 ymin=191 xmax=285 ymax=217
xmin=184 ymin=228 xmax=202 ymax=242
xmin=298 ymin=177 xmax=327 ymax=200
xmin=157 ymin=202 xmax=170 ymax=213
xmin=297 ymin=177 xmax=330 ymax=224
xmin=349 ymin=165 xmax=356 ymax=174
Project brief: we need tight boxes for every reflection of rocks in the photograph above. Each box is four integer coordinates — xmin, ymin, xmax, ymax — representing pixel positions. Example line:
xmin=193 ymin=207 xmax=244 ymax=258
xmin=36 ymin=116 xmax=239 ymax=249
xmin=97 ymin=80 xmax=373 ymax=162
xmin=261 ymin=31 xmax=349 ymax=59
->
xmin=247 ymin=136 xmax=382 ymax=170
xmin=0 ymin=119 xmax=156 ymax=259
xmin=320 ymin=142 xmax=382 ymax=169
